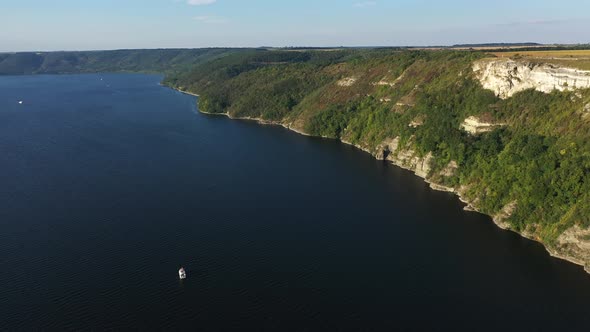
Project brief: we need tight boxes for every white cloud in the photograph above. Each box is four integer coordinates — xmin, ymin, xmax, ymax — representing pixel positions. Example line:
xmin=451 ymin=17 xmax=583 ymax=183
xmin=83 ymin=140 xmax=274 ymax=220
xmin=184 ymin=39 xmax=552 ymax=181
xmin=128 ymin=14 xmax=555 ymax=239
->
xmin=194 ymin=15 xmax=228 ymax=24
xmin=187 ymin=0 xmax=217 ymax=5
xmin=353 ymin=1 xmax=376 ymax=7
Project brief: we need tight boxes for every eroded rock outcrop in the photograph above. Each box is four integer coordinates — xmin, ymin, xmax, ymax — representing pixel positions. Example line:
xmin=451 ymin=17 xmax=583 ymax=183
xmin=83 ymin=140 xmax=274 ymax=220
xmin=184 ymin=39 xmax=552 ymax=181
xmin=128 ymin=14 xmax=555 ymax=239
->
xmin=461 ymin=116 xmax=505 ymax=134
xmin=373 ymin=71 xmax=406 ymax=87
xmin=473 ymin=59 xmax=590 ymax=99
xmin=337 ymin=77 xmax=357 ymax=87
xmin=550 ymin=226 xmax=590 ymax=272
xmin=492 ymin=201 xmax=517 ymax=230
xmin=374 ymin=137 xmax=432 ymax=179
xmin=440 ymin=160 xmax=458 ymax=177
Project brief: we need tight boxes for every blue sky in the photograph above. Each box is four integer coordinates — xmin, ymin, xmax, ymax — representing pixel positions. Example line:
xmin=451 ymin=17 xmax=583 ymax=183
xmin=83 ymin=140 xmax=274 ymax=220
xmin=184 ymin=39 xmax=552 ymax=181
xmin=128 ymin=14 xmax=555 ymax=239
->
xmin=1 ymin=0 xmax=589 ymax=51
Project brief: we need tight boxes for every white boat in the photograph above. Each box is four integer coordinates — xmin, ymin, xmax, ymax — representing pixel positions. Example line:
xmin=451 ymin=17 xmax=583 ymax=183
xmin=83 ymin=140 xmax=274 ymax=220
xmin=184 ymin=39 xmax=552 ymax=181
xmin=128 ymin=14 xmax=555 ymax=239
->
xmin=179 ymin=267 xmax=187 ymax=280
xmin=18 ymin=101 xmax=23 ymax=104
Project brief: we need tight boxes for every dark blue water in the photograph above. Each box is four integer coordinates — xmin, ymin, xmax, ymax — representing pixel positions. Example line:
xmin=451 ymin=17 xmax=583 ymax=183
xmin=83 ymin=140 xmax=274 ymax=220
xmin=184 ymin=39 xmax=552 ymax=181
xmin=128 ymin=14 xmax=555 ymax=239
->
xmin=1 ymin=74 xmax=590 ymax=330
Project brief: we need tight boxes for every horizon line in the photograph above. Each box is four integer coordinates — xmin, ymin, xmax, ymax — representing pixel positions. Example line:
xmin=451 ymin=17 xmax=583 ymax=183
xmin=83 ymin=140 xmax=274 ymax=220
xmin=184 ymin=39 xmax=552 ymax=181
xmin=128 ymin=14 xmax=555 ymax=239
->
xmin=3 ymin=42 xmax=590 ymax=54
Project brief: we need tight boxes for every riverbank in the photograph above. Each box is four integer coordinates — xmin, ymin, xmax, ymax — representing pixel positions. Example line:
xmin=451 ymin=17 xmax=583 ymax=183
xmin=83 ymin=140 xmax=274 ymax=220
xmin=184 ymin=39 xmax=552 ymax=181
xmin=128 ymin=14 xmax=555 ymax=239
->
xmin=174 ymin=87 xmax=590 ymax=274
xmin=176 ymin=89 xmax=200 ymax=97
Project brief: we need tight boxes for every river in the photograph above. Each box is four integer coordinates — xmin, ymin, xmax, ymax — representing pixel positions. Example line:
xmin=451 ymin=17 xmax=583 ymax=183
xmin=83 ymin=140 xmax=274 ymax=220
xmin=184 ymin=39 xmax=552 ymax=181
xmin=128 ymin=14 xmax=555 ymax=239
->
xmin=1 ymin=73 xmax=589 ymax=330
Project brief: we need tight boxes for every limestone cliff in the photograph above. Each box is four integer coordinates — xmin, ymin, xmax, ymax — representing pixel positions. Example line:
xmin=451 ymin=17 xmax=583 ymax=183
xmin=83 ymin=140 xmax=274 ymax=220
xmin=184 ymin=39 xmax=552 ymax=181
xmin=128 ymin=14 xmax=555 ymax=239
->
xmin=550 ymin=226 xmax=590 ymax=273
xmin=373 ymin=138 xmax=430 ymax=176
xmin=473 ymin=58 xmax=590 ymax=99
xmin=460 ymin=116 xmax=505 ymax=135
xmin=369 ymin=131 xmax=590 ymax=273
xmin=373 ymin=137 xmax=455 ymax=192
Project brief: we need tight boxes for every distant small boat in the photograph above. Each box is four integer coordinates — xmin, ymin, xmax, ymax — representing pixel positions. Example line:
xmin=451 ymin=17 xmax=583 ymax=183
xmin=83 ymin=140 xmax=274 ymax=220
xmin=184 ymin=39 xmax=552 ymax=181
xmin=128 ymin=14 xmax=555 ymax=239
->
xmin=18 ymin=101 xmax=23 ymax=104
xmin=179 ymin=267 xmax=187 ymax=280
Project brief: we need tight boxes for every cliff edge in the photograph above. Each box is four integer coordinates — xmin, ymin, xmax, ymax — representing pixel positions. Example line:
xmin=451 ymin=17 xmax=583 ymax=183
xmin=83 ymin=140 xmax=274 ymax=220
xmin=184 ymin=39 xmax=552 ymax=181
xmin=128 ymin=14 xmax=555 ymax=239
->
xmin=473 ymin=58 xmax=590 ymax=99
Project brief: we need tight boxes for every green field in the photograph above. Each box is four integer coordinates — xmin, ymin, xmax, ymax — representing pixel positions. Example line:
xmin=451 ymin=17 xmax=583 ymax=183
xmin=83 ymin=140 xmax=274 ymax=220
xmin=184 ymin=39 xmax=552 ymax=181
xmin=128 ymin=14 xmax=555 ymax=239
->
xmin=489 ymin=50 xmax=590 ymax=70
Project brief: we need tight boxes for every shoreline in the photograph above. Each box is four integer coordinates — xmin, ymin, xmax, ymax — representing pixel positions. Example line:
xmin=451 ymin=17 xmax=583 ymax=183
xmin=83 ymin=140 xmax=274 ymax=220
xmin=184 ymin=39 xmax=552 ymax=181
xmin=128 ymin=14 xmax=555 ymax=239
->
xmin=175 ymin=87 xmax=589 ymax=274
xmin=199 ymin=109 xmax=315 ymax=137
xmin=175 ymin=88 xmax=200 ymax=97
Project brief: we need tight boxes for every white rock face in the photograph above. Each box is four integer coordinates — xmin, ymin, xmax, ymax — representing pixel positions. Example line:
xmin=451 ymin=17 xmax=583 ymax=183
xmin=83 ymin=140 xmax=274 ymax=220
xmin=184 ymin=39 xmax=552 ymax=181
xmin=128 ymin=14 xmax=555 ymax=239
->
xmin=492 ymin=201 xmax=517 ymax=230
xmin=373 ymin=137 xmax=432 ymax=178
xmin=473 ymin=59 xmax=590 ymax=99
xmin=337 ymin=77 xmax=357 ymax=87
xmin=373 ymin=72 xmax=405 ymax=87
xmin=409 ymin=115 xmax=425 ymax=128
xmin=551 ymin=225 xmax=590 ymax=271
xmin=461 ymin=116 xmax=504 ymax=134
xmin=373 ymin=80 xmax=396 ymax=87
xmin=440 ymin=160 xmax=458 ymax=177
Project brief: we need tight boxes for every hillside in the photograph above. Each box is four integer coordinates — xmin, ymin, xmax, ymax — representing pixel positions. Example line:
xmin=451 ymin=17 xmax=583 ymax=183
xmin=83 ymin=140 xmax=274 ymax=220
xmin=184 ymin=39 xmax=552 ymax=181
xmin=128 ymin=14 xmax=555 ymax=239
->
xmin=165 ymin=49 xmax=590 ymax=271
xmin=0 ymin=49 xmax=241 ymax=75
